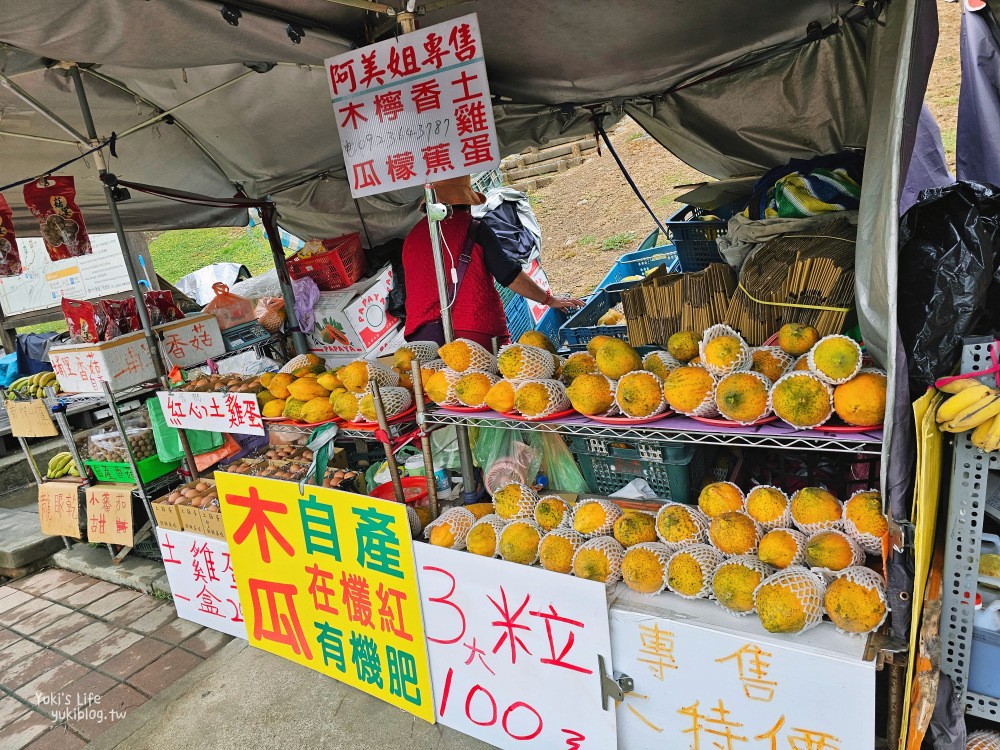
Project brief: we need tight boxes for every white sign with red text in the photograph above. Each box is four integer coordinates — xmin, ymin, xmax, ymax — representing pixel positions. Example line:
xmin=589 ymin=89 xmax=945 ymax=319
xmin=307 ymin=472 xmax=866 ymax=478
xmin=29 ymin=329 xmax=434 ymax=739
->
xmin=156 ymin=527 xmax=247 ymax=638
xmin=413 ymin=544 xmax=616 ymax=750
xmin=524 ymin=259 xmax=552 ymax=324
xmin=326 ymin=13 xmax=500 ymax=198
xmin=157 ymin=391 xmax=264 ymax=436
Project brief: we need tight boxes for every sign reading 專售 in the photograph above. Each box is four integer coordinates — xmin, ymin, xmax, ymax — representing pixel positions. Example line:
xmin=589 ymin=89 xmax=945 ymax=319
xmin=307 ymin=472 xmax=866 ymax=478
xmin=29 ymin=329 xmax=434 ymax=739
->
xmin=217 ymin=474 xmax=434 ymax=721
xmin=326 ymin=13 xmax=500 ymax=198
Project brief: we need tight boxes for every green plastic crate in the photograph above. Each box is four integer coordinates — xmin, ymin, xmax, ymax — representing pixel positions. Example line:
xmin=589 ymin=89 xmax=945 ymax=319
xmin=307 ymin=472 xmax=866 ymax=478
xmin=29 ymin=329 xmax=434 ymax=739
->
xmin=570 ymin=436 xmax=704 ymax=502
xmin=86 ymin=454 xmax=181 ymax=484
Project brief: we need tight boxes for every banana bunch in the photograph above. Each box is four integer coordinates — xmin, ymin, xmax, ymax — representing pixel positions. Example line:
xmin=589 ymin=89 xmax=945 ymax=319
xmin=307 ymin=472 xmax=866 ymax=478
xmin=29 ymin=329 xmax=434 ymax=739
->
xmin=937 ymin=379 xmax=1000 ymax=450
xmin=46 ymin=452 xmax=79 ymax=479
xmin=7 ymin=372 xmax=60 ymax=400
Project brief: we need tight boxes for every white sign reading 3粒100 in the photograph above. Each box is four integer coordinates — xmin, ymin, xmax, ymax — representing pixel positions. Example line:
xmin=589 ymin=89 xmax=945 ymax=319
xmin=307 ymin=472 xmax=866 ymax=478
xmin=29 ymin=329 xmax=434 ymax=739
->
xmin=325 ymin=13 xmax=500 ymax=199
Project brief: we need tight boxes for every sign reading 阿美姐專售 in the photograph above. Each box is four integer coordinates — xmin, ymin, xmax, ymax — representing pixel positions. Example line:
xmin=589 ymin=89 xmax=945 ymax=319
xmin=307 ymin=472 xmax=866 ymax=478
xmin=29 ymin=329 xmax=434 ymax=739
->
xmin=217 ymin=473 xmax=433 ymax=721
xmin=326 ymin=13 xmax=500 ymax=199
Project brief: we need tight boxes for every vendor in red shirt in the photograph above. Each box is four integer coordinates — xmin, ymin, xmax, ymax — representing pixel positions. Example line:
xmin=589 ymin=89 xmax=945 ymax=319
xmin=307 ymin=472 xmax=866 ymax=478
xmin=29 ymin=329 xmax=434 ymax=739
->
xmin=402 ymin=176 xmax=584 ymax=349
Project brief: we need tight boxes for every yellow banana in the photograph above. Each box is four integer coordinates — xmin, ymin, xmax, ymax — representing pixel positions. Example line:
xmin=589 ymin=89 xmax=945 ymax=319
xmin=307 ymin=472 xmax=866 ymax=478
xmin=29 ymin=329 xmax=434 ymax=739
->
xmin=972 ymin=416 xmax=994 ymax=448
xmin=947 ymin=393 xmax=1000 ymax=432
xmin=985 ymin=414 xmax=1000 ymax=452
xmin=937 ymin=385 xmax=994 ymax=423
xmin=939 ymin=378 xmax=985 ymax=394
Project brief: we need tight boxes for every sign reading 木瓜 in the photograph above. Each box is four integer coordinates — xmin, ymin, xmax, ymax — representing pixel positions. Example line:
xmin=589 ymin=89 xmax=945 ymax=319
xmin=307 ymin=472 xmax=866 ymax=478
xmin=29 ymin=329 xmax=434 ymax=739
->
xmin=156 ymin=527 xmax=248 ymax=639
xmin=326 ymin=13 xmax=500 ymax=198
xmin=156 ymin=391 xmax=264 ymax=436
xmin=216 ymin=473 xmax=433 ymax=721
xmin=413 ymin=544 xmax=617 ymax=749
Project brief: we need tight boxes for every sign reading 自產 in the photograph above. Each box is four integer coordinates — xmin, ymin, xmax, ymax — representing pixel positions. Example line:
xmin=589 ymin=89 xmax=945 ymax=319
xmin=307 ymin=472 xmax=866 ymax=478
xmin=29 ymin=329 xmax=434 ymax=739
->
xmin=413 ymin=544 xmax=617 ymax=749
xmin=156 ymin=527 xmax=248 ymax=639
xmin=216 ymin=473 xmax=433 ymax=722
xmin=156 ymin=391 xmax=264 ymax=436
xmin=326 ymin=13 xmax=500 ymax=199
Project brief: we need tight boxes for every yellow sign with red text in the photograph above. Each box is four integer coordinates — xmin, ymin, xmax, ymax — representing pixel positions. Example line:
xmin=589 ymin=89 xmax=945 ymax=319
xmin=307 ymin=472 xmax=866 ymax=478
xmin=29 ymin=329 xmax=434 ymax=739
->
xmin=216 ymin=473 xmax=433 ymax=722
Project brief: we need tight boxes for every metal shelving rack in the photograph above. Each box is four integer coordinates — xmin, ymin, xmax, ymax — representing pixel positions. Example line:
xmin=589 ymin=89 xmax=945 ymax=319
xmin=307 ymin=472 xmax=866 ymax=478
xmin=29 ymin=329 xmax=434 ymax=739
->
xmin=939 ymin=337 xmax=1000 ymax=721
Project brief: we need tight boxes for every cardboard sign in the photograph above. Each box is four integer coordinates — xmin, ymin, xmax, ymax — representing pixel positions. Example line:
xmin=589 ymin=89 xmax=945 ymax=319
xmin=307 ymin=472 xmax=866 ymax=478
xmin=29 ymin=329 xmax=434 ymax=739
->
xmin=610 ymin=594 xmax=874 ymax=749
xmin=156 ymin=527 xmax=248 ymax=639
xmin=217 ymin=474 xmax=434 ymax=722
xmin=159 ymin=313 xmax=225 ymax=369
xmin=327 ymin=13 xmax=500 ymax=198
xmin=309 ymin=265 xmax=399 ymax=356
xmin=85 ymin=483 xmax=135 ymax=546
xmin=413 ymin=544 xmax=617 ymax=749
xmin=6 ymin=399 xmax=58 ymax=438
xmin=524 ymin=259 xmax=552 ymax=324
xmin=38 ymin=480 xmax=81 ymax=538
xmin=50 ymin=331 xmax=155 ymax=394
xmin=157 ymin=391 xmax=264 ymax=436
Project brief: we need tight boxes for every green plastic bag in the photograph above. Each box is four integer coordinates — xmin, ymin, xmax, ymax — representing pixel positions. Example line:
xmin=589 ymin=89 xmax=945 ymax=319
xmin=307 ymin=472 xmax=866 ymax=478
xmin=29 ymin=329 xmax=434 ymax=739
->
xmin=530 ymin=430 xmax=590 ymax=494
xmin=148 ymin=397 xmax=225 ymax=463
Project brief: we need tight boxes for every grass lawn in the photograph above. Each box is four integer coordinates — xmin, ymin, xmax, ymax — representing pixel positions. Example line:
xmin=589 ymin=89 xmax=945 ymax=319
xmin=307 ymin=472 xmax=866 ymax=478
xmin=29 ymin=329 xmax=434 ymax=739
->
xmin=147 ymin=226 xmax=277 ymax=284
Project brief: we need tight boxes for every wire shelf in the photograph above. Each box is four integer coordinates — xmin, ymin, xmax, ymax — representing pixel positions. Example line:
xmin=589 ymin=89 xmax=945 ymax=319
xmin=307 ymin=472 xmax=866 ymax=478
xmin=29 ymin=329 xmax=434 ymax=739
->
xmin=267 ymin=420 xmax=419 ymax=442
xmin=421 ymin=409 xmax=883 ymax=455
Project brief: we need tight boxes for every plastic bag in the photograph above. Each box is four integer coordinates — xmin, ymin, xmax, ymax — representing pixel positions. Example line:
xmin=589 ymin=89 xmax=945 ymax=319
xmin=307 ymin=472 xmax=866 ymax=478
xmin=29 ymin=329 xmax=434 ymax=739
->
xmin=255 ymin=297 xmax=286 ymax=333
xmin=530 ymin=430 xmax=589 ymax=494
xmin=292 ymin=276 xmax=321 ymax=331
xmin=475 ymin=428 xmax=542 ymax=495
xmin=147 ymin=398 xmax=225 ymax=463
xmin=898 ymin=182 xmax=1000 ymax=396
xmin=203 ymin=283 xmax=256 ymax=331
xmin=86 ymin=409 xmax=158 ymax=463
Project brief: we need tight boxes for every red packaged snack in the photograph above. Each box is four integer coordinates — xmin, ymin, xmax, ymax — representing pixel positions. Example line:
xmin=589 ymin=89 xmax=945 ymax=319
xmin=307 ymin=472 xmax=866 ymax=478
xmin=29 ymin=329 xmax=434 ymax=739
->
xmin=101 ymin=298 xmax=139 ymax=340
xmin=23 ymin=176 xmax=92 ymax=261
xmin=62 ymin=297 xmax=105 ymax=343
xmin=144 ymin=291 xmax=185 ymax=323
xmin=0 ymin=194 xmax=22 ymax=277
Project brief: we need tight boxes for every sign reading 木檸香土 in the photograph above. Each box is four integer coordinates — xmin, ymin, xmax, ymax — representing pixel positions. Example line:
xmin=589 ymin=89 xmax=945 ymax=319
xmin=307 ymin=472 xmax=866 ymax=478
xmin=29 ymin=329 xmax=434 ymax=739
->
xmin=326 ymin=13 xmax=500 ymax=199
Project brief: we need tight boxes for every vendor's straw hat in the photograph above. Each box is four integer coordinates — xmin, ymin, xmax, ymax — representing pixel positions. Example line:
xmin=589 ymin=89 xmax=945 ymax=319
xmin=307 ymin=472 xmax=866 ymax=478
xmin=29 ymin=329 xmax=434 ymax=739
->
xmin=427 ymin=176 xmax=486 ymax=206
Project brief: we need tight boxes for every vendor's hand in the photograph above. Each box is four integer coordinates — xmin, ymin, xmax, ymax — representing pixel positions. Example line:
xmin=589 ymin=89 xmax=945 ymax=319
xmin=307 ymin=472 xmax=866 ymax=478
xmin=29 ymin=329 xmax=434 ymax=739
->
xmin=547 ymin=296 xmax=586 ymax=312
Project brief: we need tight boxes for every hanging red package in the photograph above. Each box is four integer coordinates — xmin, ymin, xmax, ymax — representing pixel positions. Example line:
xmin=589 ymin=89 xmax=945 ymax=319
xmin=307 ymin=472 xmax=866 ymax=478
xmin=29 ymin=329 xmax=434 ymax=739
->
xmin=0 ymin=194 xmax=22 ymax=277
xmin=23 ymin=176 xmax=93 ymax=261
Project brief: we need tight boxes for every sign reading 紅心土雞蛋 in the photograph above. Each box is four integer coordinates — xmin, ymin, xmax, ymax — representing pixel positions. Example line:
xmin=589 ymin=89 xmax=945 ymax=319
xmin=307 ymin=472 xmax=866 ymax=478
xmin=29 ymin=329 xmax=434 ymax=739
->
xmin=156 ymin=391 xmax=264 ymax=436
xmin=216 ymin=473 xmax=433 ymax=722
xmin=413 ymin=544 xmax=617 ymax=750
xmin=326 ymin=13 xmax=500 ymax=199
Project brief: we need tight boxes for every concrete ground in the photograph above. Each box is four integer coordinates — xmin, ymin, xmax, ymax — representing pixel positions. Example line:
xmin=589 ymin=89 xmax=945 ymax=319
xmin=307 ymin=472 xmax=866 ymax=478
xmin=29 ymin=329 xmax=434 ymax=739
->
xmin=0 ymin=487 xmax=64 ymax=578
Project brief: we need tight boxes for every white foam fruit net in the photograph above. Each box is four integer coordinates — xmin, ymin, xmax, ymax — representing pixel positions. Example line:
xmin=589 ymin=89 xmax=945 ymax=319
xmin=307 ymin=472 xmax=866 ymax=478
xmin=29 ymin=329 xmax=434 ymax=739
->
xmin=744 ymin=484 xmax=791 ymax=531
xmin=370 ymin=387 xmax=413 ymax=419
xmin=365 ymin=360 xmax=401 ymax=389
xmin=643 ymin=350 xmax=683 ymax=376
xmin=666 ymin=544 xmax=725 ymax=600
xmin=967 ymin=730 xmax=1000 ymax=750
xmin=699 ymin=323 xmax=753 ymax=376
xmin=769 ymin=371 xmax=834 ymax=430
xmin=468 ymin=514 xmax=507 ymax=558
xmin=615 ymin=370 xmax=668 ymax=418
xmin=843 ymin=489 xmax=887 ymax=556
xmin=279 ymin=354 xmax=313 ymax=374
xmin=573 ymin=498 xmax=624 ymax=538
xmin=708 ymin=512 xmax=763 ymax=557
xmin=534 ymin=495 xmax=574 ymax=530
xmin=514 ymin=379 xmax=571 ymax=418
xmin=428 ymin=367 xmax=463 ymax=406
xmin=572 ymin=536 xmax=626 ymax=588
xmin=824 ymin=566 xmax=889 ymax=635
xmin=498 ymin=520 xmax=545 ymax=565
xmin=807 ymin=334 xmax=863 ymax=385
xmin=805 ymin=529 xmax=865 ymax=575
xmin=440 ymin=338 xmax=498 ymax=373
xmin=399 ymin=341 xmax=440 ymax=364
xmin=655 ymin=502 xmax=709 ymax=551
xmin=750 ymin=346 xmax=794 ymax=382
xmin=713 ymin=370 xmax=773 ymax=425
xmin=790 ymin=489 xmax=844 ymax=535
xmin=423 ymin=507 xmax=476 ymax=550
xmin=455 ymin=370 xmax=501 ymax=407
xmin=759 ymin=528 xmax=808 ymax=568
xmin=753 ymin=566 xmax=826 ymax=634
xmin=423 ymin=359 xmax=447 ymax=373
xmin=538 ymin=527 xmax=587 ymax=573
xmin=711 ymin=555 xmax=775 ymax=617
xmin=665 ymin=366 xmax=720 ymax=417
xmin=498 ymin=343 xmax=556 ymax=379
xmin=621 ymin=541 xmax=672 ymax=596
xmin=405 ymin=505 xmax=422 ymax=537
xmin=492 ymin=481 xmax=540 ymax=521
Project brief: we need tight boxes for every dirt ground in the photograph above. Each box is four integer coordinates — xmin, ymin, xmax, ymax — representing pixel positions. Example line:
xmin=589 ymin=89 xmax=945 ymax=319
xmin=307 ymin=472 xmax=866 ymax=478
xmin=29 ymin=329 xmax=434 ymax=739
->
xmin=535 ymin=0 xmax=962 ymax=298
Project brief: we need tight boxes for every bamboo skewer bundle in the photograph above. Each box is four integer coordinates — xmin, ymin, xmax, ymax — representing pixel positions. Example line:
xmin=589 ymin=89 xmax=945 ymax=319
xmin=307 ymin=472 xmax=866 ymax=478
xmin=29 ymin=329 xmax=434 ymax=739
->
xmin=724 ymin=217 xmax=857 ymax=345
xmin=624 ymin=264 xmax=735 ymax=347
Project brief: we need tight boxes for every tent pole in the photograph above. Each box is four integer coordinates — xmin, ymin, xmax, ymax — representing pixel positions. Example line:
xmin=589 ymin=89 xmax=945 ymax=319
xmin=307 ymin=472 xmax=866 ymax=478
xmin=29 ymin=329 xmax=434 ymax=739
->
xmin=259 ymin=204 xmax=310 ymax=355
xmin=67 ymin=65 xmax=199 ymax=477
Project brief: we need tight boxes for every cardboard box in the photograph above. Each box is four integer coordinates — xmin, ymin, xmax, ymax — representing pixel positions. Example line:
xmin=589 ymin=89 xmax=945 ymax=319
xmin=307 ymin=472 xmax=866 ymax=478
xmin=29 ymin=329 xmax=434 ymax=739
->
xmin=308 ymin=265 xmax=399 ymax=357
xmin=151 ymin=501 xmax=183 ymax=531
xmin=200 ymin=509 xmax=228 ymax=541
xmin=178 ymin=504 xmax=206 ymax=535
xmin=38 ymin=479 xmax=83 ymax=538
xmin=85 ymin=484 xmax=136 ymax=546
xmin=158 ymin=313 xmax=225 ymax=368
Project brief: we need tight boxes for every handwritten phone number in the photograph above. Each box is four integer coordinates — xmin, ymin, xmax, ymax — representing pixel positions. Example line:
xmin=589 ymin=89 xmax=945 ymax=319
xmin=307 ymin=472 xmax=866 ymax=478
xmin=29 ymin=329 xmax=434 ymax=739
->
xmin=343 ymin=119 xmax=451 ymax=157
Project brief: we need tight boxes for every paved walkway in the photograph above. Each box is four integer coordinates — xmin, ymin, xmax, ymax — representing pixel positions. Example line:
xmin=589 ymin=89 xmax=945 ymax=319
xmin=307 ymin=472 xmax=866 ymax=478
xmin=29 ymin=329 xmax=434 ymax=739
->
xmin=0 ymin=568 xmax=232 ymax=749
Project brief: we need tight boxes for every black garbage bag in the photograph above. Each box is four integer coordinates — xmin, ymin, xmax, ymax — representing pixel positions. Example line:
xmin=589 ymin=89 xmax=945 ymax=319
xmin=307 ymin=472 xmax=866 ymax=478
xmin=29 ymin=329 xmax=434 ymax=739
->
xmin=898 ymin=181 xmax=1000 ymax=397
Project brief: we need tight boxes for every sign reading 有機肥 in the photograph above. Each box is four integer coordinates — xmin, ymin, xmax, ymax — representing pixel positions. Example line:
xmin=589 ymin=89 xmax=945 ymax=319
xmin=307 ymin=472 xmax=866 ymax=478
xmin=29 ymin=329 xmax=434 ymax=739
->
xmin=413 ymin=544 xmax=617 ymax=750
xmin=157 ymin=391 xmax=264 ymax=436
xmin=217 ymin=473 xmax=434 ymax=722
xmin=326 ymin=14 xmax=500 ymax=198
xmin=156 ymin=527 xmax=248 ymax=639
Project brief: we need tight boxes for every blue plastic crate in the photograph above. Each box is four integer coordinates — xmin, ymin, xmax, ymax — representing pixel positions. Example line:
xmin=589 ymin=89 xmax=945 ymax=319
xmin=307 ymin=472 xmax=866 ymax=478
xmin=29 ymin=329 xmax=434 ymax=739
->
xmin=497 ymin=283 xmax=534 ymax=342
xmin=666 ymin=200 xmax=744 ymax=272
xmin=559 ymin=289 xmax=626 ymax=349
xmin=595 ymin=244 xmax=679 ymax=293
xmin=535 ymin=306 xmax=566 ymax=346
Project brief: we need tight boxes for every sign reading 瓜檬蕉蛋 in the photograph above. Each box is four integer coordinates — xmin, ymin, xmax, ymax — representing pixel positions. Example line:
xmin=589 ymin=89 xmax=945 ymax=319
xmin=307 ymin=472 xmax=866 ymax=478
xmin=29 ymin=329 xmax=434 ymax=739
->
xmin=216 ymin=473 xmax=433 ymax=721
xmin=326 ymin=13 xmax=500 ymax=199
